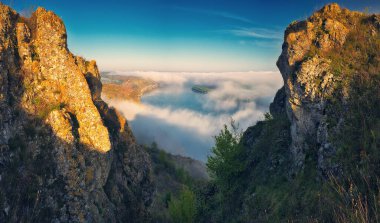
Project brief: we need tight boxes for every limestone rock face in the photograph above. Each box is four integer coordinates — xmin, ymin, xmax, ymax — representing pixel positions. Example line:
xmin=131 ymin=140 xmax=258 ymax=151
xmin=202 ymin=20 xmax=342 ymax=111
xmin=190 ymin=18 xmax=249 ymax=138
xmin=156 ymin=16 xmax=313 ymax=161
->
xmin=28 ymin=7 xmax=110 ymax=153
xmin=276 ymin=3 xmax=379 ymax=175
xmin=0 ymin=3 xmax=153 ymax=223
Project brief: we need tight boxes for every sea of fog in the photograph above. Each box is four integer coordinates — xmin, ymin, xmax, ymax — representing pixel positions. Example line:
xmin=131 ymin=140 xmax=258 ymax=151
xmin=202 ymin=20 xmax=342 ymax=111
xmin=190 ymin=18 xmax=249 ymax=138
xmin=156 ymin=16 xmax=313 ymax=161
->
xmin=104 ymin=71 xmax=283 ymax=162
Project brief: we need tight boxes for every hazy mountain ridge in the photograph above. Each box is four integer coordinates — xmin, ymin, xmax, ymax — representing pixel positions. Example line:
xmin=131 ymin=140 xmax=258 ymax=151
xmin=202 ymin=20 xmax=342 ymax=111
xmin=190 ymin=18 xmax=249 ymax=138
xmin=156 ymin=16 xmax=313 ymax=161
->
xmin=144 ymin=145 xmax=208 ymax=222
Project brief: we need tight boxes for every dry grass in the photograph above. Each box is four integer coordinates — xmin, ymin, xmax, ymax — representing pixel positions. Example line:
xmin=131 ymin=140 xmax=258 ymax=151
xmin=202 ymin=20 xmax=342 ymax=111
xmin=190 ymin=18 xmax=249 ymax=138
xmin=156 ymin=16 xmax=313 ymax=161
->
xmin=330 ymin=175 xmax=380 ymax=223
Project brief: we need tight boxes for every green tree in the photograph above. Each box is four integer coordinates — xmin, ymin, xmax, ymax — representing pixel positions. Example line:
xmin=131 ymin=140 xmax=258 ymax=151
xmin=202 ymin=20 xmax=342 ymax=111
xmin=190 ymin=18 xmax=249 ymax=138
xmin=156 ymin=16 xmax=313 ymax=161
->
xmin=207 ymin=120 xmax=245 ymax=190
xmin=168 ymin=187 xmax=196 ymax=223
xmin=203 ymin=120 xmax=248 ymax=221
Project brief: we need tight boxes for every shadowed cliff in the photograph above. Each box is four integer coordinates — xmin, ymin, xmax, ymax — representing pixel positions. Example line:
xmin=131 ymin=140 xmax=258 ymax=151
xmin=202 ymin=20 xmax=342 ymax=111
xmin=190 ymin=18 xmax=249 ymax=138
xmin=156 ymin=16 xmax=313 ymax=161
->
xmin=0 ymin=4 xmax=153 ymax=223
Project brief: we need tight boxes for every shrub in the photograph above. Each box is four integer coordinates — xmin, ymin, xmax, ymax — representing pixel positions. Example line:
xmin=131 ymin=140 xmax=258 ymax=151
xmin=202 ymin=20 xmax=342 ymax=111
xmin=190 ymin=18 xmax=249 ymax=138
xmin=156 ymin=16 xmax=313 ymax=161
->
xmin=168 ymin=187 xmax=196 ymax=223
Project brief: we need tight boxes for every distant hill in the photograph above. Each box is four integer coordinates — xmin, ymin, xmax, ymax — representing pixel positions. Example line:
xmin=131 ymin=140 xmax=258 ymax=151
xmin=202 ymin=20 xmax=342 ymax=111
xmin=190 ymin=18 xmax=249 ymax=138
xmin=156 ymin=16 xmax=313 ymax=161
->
xmin=101 ymin=73 xmax=158 ymax=101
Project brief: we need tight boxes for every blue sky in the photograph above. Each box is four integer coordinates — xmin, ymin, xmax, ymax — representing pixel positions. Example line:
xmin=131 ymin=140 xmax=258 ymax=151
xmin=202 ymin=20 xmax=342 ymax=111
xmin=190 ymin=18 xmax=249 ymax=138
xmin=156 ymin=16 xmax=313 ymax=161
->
xmin=3 ymin=0 xmax=380 ymax=72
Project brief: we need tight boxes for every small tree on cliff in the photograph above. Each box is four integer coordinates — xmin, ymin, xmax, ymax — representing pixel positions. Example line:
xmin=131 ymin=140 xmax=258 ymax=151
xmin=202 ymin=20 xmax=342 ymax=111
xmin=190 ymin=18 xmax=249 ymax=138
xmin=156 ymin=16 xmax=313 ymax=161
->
xmin=207 ymin=119 xmax=245 ymax=192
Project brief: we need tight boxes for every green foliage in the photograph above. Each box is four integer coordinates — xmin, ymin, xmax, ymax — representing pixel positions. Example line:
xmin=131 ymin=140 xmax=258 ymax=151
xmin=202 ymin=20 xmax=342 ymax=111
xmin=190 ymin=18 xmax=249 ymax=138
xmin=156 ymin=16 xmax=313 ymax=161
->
xmin=158 ymin=149 xmax=174 ymax=170
xmin=207 ymin=122 xmax=245 ymax=189
xmin=146 ymin=143 xmax=203 ymax=222
xmin=148 ymin=143 xmax=194 ymax=186
xmin=168 ymin=187 xmax=196 ymax=223
xmin=198 ymin=115 xmax=302 ymax=222
xmin=204 ymin=119 xmax=261 ymax=221
xmin=175 ymin=168 xmax=193 ymax=186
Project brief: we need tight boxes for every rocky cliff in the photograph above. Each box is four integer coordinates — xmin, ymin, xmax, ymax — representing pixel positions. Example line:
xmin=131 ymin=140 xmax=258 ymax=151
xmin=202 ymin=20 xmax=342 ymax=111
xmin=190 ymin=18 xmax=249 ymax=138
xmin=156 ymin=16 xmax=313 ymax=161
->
xmin=240 ymin=3 xmax=380 ymax=221
xmin=276 ymin=3 xmax=380 ymax=176
xmin=0 ymin=4 xmax=153 ymax=223
xmin=195 ymin=4 xmax=379 ymax=222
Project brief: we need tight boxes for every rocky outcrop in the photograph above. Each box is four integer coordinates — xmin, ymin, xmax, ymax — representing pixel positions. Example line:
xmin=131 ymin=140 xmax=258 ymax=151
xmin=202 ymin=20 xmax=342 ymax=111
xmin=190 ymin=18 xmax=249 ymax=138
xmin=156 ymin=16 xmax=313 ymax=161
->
xmin=205 ymin=4 xmax=379 ymax=222
xmin=0 ymin=4 xmax=153 ymax=223
xmin=276 ymin=3 xmax=380 ymax=175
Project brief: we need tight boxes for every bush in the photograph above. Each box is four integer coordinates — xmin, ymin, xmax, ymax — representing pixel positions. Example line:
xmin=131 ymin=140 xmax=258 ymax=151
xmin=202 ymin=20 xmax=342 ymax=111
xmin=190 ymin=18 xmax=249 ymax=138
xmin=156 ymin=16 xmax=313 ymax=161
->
xmin=168 ymin=187 xmax=196 ymax=223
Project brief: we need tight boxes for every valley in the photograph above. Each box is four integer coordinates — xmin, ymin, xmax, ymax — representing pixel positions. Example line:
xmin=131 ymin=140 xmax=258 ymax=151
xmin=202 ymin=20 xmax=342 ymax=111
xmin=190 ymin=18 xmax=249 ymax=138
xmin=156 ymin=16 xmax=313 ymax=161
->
xmin=0 ymin=2 xmax=378 ymax=223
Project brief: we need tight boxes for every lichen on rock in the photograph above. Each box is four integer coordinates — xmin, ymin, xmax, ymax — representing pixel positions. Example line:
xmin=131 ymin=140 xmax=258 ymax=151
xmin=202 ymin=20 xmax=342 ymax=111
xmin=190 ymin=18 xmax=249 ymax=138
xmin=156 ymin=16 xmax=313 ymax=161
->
xmin=276 ymin=3 xmax=380 ymax=175
xmin=0 ymin=3 xmax=153 ymax=223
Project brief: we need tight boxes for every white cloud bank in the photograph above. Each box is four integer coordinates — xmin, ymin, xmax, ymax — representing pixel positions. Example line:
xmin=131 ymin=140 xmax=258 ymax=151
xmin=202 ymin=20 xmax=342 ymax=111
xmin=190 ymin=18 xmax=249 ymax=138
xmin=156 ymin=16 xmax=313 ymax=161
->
xmin=103 ymin=71 xmax=283 ymax=161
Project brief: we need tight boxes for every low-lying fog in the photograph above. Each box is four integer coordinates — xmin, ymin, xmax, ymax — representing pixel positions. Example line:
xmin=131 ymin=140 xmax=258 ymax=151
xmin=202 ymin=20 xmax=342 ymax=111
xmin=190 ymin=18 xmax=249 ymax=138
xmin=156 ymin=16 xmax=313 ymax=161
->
xmin=104 ymin=71 xmax=283 ymax=162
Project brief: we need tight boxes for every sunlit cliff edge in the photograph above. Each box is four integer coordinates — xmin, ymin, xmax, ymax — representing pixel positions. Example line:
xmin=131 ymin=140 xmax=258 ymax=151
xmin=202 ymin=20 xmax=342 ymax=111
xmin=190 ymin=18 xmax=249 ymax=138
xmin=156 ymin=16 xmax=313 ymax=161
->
xmin=0 ymin=4 xmax=153 ymax=222
xmin=275 ymin=3 xmax=379 ymax=175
